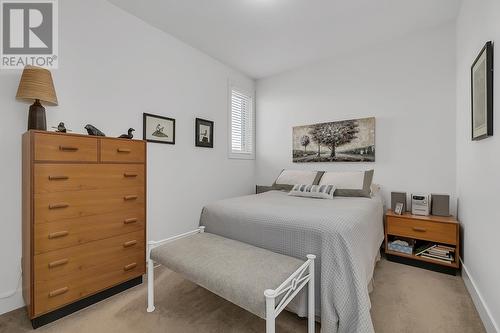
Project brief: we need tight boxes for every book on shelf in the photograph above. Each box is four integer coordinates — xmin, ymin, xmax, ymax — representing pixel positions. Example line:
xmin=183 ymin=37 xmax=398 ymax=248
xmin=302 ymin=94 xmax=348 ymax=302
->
xmin=421 ymin=254 xmax=454 ymax=264
xmin=414 ymin=243 xmax=435 ymax=256
xmin=414 ymin=242 xmax=456 ymax=264
xmin=421 ymin=252 xmax=454 ymax=261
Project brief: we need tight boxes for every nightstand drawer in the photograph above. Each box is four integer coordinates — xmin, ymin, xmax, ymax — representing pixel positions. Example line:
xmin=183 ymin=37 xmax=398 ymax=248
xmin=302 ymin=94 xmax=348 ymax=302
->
xmin=387 ymin=216 xmax=457 ymax=245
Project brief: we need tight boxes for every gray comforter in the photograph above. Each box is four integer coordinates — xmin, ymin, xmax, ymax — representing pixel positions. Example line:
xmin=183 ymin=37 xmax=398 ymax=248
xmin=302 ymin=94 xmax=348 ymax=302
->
xmin=199 ymin=190 xmax=384 ymax=333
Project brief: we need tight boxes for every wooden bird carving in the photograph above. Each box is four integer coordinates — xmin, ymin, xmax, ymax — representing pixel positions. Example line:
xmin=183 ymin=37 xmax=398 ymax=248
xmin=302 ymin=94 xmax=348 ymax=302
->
xmin=118 ymin=128 xmax=135 ymax=139
xmin=84 ymin=124 xmax=106 ymax=136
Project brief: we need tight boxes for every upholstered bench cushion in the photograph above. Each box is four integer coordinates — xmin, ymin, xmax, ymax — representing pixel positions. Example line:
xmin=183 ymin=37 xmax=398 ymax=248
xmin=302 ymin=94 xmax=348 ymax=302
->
xmin=150 ymin=232 xmax=304 ymax=319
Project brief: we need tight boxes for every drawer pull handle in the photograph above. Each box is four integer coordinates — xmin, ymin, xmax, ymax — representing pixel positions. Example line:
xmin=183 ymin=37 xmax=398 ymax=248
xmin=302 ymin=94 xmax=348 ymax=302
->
xmin=49 ymin=203 xmax=69 ymax=209
xmin=123 ymin=240 xmax=137 ymax=248
xmin=412 ymin=227 xmax=427 ymax=232
xmin=124 ymin=173 xmax=138 ymax=178
xmin=48 ymin=175 xmax=69 ymax=181
xmin=48 ymin=231 xmax=69 ymax=239
xmin=117 ymin=148 xmax=131 ymax=153
xmin=124 ymin=195 xmax=138 ymax=201
xmin=49 ymin=287 xmax=69 ymax=297
xmin=48 ymin=258 xmax=69 ymax=268
xmin=124 ymin=218 xmax=138 ymax=224
xmin=59 ymin=146 xmax=79 ymax=152
xmin=124 ymin=263 xmax=137 ymax=271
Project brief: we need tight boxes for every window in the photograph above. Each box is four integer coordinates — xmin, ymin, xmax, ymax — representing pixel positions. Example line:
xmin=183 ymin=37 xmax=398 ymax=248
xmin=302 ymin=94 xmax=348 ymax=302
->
xmin=229 ymin=87 xmax=254 ymax=159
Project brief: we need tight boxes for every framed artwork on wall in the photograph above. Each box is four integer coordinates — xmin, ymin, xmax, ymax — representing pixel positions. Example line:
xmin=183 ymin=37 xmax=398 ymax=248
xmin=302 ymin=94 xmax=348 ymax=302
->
xmin=195 ymin=118 xmax=214 ymax=148
xmin=143 ymin=113 xmax=176 ymax=144
xmin=471 ymin=41 xmax=493 ymax=141
xmin=292 ymin=117 xmax=375 ymax=162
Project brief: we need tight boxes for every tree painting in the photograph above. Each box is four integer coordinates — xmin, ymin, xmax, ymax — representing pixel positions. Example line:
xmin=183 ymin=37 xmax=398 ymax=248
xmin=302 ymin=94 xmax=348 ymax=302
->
xmin=292 ymin=117 xmax=375 ymax=162
xmin=315 ymin=120 xmax=359 ymax=157
xmin=300 ymin=135 xmax=310 ymax=153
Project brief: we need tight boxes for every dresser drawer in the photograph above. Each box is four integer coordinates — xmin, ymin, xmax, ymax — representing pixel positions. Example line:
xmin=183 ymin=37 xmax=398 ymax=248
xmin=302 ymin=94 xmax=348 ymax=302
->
xmin=34 ymin=133 xmax=98 ymax=162
xmin=34 ymin=164 xmax=145 ymax=194
xmin=386 ymin=216 xmax=457 ymax=245
xmin=34 ymin=186 xmax=144 ymax=224
xmin=34 ymin=209 xmax=145 ymax=254
xmin=100 ymin=140 xmax=145 ymax=163
xmin=33 ymin=231 xmax=145 ymax=316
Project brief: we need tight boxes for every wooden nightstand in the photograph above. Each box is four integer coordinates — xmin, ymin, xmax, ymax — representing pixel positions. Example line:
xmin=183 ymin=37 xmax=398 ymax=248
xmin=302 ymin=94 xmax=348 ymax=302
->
xmin=385 ymin=210 xmax=460 ymax=275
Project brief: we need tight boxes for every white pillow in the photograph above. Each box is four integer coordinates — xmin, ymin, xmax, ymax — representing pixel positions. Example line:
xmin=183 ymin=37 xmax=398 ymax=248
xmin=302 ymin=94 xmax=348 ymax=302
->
xmin=274 ymin=170 xmax=318 ymax=185
xmin=318 ymin=170 xmax=374 ymax=197
xmin=288 ymin=184 xmax=336 ymax=199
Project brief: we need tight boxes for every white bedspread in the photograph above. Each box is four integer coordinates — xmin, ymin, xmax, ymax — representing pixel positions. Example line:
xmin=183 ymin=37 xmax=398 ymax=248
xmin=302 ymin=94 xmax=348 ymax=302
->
xmin=199 ymin=190 xmax=384 ymax=333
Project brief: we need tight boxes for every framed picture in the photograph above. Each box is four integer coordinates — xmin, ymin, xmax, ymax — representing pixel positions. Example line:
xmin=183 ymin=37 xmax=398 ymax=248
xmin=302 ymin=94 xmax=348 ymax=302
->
xmin=195 ymin=118 xmax=214 ymax=148
xmin=471 ymin=41 xmax=493 ymax=141
xmin=143 ymin=113 xmax=175 ymax=144
xmin=394 ymin=202 xmax=404 ymax=215
xmin=292 ymin=117 xmax=375 ymax=162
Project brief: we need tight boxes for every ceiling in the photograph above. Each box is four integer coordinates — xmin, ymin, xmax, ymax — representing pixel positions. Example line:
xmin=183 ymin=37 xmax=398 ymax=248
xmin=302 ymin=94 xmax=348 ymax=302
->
xmin=109 ymin=0 xmax=460 ymax=79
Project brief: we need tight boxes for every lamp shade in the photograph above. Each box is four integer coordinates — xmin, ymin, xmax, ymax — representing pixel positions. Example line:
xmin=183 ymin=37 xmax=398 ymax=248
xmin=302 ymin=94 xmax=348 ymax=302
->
xmin=16 ymin=65 xmax=58 ymax=106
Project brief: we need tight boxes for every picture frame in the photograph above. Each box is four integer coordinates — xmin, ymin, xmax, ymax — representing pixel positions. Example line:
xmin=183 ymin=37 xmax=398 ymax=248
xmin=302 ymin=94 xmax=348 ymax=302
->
xmin=471 ymin=41 xmax=494 ymax=141
xmin=394 ymin=202 xmax=404 ymax=215
xmin=195 ymin=118 xmax=214 ymax=148
xmin=292 ymin=117 xmax=375 ymax=163
xmin=143 ymin=113 xmax=175 ymax=144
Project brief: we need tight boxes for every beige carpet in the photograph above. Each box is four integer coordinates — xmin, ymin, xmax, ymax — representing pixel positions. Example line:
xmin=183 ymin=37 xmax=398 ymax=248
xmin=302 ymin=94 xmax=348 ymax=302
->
xmin=0 ymin=259 xmax=485 ymax=333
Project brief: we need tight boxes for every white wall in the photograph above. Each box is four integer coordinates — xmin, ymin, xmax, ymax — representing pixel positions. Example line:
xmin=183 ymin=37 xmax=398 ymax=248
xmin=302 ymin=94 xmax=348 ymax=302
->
xmin=456 ymin=1 xmax=500 ymax=331
xmin=0 ymin=0 xmax=254 ymax=314
xmin=256 ymin=23 xmax=457 ymax=209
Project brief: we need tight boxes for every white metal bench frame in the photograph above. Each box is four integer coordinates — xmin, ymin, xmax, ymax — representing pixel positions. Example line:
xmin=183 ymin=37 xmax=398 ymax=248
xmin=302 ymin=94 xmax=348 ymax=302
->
xmin=146 ymin=227 xmax=316 ymax=333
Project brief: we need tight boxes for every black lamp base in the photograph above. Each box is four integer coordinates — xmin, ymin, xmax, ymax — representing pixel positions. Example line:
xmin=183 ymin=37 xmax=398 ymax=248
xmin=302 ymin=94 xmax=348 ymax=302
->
xmin=28 ymin=99 xmax=46 ymax=131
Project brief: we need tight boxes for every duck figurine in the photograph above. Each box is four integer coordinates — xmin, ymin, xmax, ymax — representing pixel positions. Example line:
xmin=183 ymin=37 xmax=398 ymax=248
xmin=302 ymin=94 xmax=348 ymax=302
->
xmin=84 ymin=124 xmax=106 ymax=136
xmin=118 ymin=128 xmax=135 ymax=139
xmin=52 ymin=122 xmax=71 ymax=133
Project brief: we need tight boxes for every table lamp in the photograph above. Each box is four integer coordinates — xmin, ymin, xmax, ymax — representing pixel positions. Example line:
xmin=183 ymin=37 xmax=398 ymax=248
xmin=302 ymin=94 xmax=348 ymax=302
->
xmin=16 ymin=65 xmax=58 ymax=131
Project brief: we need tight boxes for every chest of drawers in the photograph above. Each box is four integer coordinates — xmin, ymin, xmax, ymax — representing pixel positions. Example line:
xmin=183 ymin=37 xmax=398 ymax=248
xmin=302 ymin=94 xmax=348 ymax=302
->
xmin=22 ymin=131 xmax=146 ymax=327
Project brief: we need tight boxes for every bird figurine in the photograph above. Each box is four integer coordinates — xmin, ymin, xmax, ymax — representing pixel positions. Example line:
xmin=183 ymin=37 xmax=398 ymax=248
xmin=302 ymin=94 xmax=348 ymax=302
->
xmin=118 ymin=128 xmax=135 ymax=139
xmin=52 ymin=122 xmax=71 ymax=133
xmin=84 ymin=124 xmax=106 ymax=136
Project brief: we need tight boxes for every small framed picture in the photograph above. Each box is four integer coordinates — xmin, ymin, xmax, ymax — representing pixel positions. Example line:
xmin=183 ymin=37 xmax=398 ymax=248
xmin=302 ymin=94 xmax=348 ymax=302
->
xmin=471 ymin=41 xmax=493 ymax=141
xmin=394 ymin=202 xmax=404 ymax=215
xmin=143 ymin=113 xmax=175 ymax=144
xmin=195 ymin=118 xmax=214 ymax=148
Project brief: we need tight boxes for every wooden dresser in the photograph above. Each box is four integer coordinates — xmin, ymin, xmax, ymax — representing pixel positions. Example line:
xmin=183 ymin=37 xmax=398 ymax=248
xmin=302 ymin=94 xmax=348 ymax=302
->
xmin=22 ymin=131 xmax=146 ymax=327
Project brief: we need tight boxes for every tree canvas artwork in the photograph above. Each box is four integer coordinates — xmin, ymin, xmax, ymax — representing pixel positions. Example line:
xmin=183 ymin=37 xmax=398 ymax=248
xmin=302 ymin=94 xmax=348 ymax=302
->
xmin=293 ymin=117 xmax=375 ymax=162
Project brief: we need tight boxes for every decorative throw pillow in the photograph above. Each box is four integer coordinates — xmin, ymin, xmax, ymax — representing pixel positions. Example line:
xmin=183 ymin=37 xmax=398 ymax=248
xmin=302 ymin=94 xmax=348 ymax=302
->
xmin=288 ymin=184 xmax=336 ymax=199
xmin=318 ymin=170 xmax=374 ymax=198
xmin=272 ymin=169 xmax=324 ymax=191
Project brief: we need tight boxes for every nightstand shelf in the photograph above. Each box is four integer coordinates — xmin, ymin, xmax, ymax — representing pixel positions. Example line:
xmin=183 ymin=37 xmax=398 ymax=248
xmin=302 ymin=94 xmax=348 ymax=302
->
xmin=385 ymin=210 xmax=460 ymax=274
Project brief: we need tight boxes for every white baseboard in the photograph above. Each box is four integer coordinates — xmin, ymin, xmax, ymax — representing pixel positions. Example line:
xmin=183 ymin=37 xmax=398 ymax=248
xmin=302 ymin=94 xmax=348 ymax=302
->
xmin=461 ymin=260 xmax=499 ymax=333
xmin=0 ymin=289 xmax=25 ymax=316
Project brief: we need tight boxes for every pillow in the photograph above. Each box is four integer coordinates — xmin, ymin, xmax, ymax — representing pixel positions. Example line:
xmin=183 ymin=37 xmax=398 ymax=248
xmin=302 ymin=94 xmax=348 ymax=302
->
xmin=288 ymin=184 xmax=336 ymax=199
xmin=318 ymin=170 xmax=374 ymax=198
xmin=272 ymin=169 xmax=324 ymax=191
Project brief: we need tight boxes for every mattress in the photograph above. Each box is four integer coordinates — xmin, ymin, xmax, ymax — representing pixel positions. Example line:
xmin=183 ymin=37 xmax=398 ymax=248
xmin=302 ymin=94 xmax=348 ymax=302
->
xmin=199 ymin=190 xmax=384 ymax=333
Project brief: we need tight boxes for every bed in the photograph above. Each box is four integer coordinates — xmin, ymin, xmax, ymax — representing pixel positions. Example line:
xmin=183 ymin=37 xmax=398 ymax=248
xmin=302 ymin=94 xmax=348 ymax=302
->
xmin=199 ymin=190 xmax=384 ymax=333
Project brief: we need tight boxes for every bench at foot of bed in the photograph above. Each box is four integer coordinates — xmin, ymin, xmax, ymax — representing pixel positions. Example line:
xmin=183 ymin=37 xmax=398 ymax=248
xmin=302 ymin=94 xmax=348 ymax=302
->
xmin=147 ymin=227 xmax=316 ymax=333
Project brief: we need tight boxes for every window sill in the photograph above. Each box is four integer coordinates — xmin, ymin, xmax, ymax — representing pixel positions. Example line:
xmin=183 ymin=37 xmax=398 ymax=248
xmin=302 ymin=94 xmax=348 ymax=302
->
xmin=228 ymin=152 xmax=255 ymax=160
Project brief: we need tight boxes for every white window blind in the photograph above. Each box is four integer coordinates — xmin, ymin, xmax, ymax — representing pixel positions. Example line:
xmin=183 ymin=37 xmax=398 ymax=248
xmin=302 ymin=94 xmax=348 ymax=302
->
xmin=230 ymin=88 xmax=254 ymax=158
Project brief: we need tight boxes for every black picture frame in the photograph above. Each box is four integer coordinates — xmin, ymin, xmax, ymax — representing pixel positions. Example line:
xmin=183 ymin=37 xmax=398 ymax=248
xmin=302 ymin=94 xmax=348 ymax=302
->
xmin=143 ymin=113 xmax=176 ymax=144
xmin=195 ymin=118 xmax=214 ymax=148
xmin=471 ymin=41 xmax=494 ymax=141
